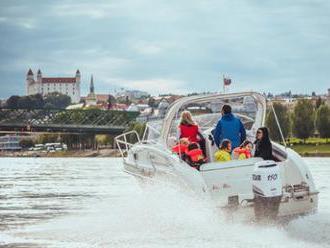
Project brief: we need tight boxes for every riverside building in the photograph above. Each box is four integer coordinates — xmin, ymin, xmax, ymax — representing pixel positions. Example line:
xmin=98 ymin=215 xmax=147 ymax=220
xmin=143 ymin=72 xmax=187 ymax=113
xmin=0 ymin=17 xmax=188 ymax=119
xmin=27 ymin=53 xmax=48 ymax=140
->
xmin=0 ymin=135 xmax=22 ymax=151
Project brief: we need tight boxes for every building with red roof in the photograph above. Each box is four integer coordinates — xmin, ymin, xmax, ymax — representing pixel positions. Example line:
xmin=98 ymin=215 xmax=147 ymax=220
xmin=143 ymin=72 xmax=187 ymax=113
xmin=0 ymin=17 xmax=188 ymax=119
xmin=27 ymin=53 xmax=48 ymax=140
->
xmin=26 ymin=69 xmax=81 ymax=103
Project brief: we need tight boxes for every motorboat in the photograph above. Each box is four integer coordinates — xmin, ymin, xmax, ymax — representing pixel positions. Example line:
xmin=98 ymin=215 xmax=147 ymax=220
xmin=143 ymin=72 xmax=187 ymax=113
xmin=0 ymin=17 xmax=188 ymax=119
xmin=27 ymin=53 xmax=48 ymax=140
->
xmin=115 ymin=92 xmax=319 ymax=221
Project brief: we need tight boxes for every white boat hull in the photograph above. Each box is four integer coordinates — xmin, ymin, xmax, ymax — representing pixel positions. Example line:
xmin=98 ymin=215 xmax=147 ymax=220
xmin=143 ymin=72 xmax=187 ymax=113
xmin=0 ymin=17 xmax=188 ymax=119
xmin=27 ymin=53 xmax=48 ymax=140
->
xmin=122 ymin=143 xmax=318 ymax=222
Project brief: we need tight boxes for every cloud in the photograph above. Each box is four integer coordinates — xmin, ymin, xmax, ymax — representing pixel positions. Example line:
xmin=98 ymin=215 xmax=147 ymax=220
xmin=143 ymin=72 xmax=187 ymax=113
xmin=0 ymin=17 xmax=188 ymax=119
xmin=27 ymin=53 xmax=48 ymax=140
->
xmin=0 ymin=0 xmax=330 ymax=99
xmin=106 ymin=78 xmax=189 ymax=95
xmin=0 ymin=16 xmax=36 ymax=29
xmin=132 ymin=42 xmax=164 ymax=55
xmin=51 ymin=3 xmax=112 ymax=19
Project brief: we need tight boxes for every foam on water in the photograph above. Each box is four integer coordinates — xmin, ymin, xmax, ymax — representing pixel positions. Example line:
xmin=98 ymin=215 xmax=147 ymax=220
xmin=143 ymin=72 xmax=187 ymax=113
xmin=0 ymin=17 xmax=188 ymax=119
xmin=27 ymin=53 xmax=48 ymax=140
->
xmin=0 ymin=158 xmax=329 ymax=248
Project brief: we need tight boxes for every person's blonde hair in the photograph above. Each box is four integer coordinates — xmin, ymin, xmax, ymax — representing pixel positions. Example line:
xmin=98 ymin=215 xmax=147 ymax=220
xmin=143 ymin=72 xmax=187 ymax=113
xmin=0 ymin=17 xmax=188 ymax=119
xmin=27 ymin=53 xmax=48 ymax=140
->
xmin=179 ymin=138 xmax=190 ymax=145
xmin=180 ymin=111 xmax=196 ymax=126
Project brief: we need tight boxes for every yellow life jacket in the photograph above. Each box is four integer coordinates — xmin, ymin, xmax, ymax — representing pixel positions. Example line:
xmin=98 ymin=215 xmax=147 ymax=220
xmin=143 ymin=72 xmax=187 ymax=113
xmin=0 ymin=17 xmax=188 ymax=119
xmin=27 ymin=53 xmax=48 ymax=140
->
xmin=238 ymin=153 xmax=247 ymax=160
xmin=214 ymin=149 xmax=231 ymax=162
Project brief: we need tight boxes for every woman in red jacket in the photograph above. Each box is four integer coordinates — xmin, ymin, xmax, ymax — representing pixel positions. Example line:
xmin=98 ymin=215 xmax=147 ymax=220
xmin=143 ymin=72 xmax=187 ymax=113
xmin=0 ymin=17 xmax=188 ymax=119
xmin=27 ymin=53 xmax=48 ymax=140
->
xmin=178 ymin=111 xmax=206 ymax=156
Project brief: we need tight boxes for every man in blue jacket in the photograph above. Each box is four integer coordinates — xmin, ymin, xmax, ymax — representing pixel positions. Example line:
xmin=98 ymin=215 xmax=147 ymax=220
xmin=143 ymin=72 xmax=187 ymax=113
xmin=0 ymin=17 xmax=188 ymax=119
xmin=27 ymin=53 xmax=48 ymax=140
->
xmin=212 ymin=105 xmax=246 ymax=149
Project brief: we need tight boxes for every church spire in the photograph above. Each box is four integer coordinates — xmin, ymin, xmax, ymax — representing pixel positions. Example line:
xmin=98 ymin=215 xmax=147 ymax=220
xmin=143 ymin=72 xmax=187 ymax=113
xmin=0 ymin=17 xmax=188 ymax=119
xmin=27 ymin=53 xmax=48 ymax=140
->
xmin=90 ymin=74 xmax=95 ymax=94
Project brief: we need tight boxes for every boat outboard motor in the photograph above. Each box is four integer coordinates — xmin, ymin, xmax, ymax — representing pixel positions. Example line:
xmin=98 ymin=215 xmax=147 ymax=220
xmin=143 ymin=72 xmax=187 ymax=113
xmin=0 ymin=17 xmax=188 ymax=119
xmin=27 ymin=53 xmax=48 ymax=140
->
xmin=252 ymin=160 xmax=282 ymax=220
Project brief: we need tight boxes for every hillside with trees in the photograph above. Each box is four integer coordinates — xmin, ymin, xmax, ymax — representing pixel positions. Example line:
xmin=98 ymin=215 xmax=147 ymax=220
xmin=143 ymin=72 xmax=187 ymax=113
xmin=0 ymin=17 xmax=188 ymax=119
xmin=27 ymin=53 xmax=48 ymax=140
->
xmin=4 ymin=93 xmax=71 ymax=109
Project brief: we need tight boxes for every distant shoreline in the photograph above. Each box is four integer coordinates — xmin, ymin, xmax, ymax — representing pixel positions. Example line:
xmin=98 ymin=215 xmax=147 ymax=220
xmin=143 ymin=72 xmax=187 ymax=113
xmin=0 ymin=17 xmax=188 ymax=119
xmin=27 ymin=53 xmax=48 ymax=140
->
xmin=0 ymin=149 xmax=122 ymax=158
xmin=298 ymin=153 xmax=330 ymax=157
xmin=0 ymin=149 xmax=329 ymax=158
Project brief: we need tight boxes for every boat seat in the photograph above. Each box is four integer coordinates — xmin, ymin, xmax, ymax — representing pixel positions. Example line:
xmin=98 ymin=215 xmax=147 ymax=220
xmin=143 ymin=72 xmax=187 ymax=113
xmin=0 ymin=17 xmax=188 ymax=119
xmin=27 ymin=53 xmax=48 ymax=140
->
xmin=200 ymin=157 xmax=263 ymax=171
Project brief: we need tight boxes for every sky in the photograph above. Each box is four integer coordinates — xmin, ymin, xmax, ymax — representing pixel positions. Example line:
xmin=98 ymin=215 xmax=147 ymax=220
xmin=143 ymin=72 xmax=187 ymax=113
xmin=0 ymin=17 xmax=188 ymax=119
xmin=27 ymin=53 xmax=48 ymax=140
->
xmin=0 ymin=0 xmax=329 ymax=98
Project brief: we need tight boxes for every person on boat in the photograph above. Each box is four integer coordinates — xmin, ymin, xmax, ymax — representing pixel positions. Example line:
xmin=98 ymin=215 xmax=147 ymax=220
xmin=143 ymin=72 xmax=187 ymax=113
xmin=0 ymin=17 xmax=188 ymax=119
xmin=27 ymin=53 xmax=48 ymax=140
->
xmin=212 ymin=105 xmax=246 ymax=149
xmin=254 ymin=127 xmax=273 ymax=160
xmin=178 ymin=111 xmax=206 ymax=156
xmin=233 ymin=140 xmax=253 ymax=160
xmin=172 ymin=138 xmax=189 ymax=155
xmin=214 ymin=139 xmax=232 ymax=162
xmin=185 ymin=142 xmax=206 ymax=170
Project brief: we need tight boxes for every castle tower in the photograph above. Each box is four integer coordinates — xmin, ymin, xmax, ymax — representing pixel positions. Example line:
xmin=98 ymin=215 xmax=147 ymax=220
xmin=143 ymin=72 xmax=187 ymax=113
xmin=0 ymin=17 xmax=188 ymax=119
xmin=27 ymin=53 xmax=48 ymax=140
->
xmin=26 ymin=68 xmax=34 ymax=82
xmin=36 ymin=69 xmax=43 ymax=94
xmin=37 ymin=69 xmax=42 ymax=82
xmin=75 ymin=69 xmax=81 ymax=82
xmin=26 ymin=69 xmax=35 ymax=95
xmin=73 ymin=69 xmax=81 ymax=103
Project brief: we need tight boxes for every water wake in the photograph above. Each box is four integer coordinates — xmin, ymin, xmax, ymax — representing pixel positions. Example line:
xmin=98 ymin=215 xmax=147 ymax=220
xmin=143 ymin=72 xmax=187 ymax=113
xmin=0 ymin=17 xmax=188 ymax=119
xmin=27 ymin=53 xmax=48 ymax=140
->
xmin=16 ymin=180 xmax=328 ymax=248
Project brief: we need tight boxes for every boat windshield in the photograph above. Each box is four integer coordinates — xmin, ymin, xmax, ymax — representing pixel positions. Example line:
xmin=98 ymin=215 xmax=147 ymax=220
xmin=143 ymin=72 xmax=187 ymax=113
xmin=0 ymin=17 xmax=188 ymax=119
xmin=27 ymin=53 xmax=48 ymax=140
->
xmin=167 ymin=95 xmax=260 ymax=139
xmin=143 ymin=120 xmax=162 ymax=141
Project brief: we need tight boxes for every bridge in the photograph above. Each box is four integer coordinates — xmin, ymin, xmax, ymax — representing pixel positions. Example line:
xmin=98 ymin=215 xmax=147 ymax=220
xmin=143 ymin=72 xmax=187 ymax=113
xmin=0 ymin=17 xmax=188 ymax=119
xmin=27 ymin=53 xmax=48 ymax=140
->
xmin=0 ymin=108 xmax=140 ymax=135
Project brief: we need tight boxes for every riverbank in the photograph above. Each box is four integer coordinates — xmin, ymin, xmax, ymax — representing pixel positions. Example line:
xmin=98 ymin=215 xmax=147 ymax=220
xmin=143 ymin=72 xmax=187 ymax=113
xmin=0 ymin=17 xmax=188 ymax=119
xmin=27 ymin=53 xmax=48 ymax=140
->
xmin=0 ymin=148 xmax=122 ymax=158
xmin=291 ymin=144 xmax=330 ymax=157
xmin=1 ymin=146 xmax=329 ymax=158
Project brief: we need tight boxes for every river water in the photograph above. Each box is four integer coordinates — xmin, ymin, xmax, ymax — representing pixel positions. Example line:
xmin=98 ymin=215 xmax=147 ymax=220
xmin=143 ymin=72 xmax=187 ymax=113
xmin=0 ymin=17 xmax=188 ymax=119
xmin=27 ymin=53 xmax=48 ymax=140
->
xmin=0 ymin=157 xmax=329 ymax=248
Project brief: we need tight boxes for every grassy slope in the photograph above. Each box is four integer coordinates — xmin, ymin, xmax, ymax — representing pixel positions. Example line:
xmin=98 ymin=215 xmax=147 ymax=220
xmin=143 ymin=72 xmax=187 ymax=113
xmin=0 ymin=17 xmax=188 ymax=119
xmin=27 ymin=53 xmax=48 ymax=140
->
xmin=291 ymin=144 xmax=330 ymax=153
xmin=281 ymin=138 xmax=330 ymax=156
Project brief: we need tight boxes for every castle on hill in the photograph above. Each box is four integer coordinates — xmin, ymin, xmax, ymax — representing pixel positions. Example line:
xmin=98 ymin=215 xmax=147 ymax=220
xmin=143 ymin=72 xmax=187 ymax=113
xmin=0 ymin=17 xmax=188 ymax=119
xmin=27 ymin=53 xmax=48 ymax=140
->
xmin=26 ymin=69 xmax=81 ymax=103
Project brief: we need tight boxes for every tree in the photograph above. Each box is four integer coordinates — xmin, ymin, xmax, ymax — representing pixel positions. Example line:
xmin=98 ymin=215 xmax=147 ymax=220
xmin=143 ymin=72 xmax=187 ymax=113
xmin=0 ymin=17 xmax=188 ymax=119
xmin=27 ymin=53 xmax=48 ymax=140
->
xmin=107 ymin=95 xmax=116 ymax=110
xmin=95 ymin=134 xmax=113 ymax=146
xmin=44 ymin=92 xmax=71 ymax=109
xmin=148 ymin=97 xmax=156 ymax=108
xmin=315 ymin=97 xmax=324 ymax=109
xmin=125 ymin=96 xmax=130 ymax=105
xmin=292 ymin=99 xmax=315 ymax=141
xmin=17 ymin=94 xmax=44 ymax=109
xmin=5 ymin=95 xmax=20 ymax=109
xmin=316 ymin=104 xmax=330 ymax=139
xmin=125 ymin=122 xmax=146 ymax=143
xmin=6 ymin=94 xmax=45 ymax=109
xmin=19 ymin=138 xmax=34 ymax=149
xmin=30 ymin=94 xmax=45 ymax=108
xmin=266 ymin=103 xmax=291 ymax=142
xmin=37 ymin=134 xmax=59 ymax=144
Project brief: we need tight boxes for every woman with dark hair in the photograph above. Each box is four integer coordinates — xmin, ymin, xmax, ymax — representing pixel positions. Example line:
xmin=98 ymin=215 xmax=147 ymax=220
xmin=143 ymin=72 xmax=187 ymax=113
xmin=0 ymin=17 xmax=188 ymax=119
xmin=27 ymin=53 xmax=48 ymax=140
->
xmin=254 ymin=127 xmax=272 ymax=160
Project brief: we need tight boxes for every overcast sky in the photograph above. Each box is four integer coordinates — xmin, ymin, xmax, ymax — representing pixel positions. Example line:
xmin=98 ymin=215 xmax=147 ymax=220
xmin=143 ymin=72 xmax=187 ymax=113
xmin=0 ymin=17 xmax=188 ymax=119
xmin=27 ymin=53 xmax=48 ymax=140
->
xmin=0 ymin=0 xmax=329 ymax=98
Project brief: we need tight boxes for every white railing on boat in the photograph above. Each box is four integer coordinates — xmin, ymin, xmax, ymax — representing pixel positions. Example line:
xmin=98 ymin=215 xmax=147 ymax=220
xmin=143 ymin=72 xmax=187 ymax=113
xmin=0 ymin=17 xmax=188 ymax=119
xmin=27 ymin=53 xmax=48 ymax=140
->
xmin=115 ymin=130 xmax=140 ymax=157
xmin=115 ymin=123 xmax=163 ymax=158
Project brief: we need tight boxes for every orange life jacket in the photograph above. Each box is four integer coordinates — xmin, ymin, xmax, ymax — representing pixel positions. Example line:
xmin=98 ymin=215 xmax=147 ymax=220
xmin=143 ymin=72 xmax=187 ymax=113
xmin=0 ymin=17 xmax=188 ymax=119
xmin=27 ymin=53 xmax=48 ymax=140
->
xmin=172 ymin=144 xmax=188 ymax=154
xmin=186 ymin=148 xmax=205 ymax=163
xmin=233 ymin=147 xmax=252 ymax=159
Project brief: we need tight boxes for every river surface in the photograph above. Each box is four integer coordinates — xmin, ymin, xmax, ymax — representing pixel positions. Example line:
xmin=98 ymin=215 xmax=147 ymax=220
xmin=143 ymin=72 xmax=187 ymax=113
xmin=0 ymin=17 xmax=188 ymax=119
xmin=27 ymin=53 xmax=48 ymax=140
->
xmin=0 ymin=157 xmax=329 ymax=248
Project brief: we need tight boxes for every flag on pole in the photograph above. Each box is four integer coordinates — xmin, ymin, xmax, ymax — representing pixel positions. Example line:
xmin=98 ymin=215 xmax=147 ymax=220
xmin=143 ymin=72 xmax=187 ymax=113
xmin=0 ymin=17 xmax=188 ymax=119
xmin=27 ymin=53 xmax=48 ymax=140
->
xmin=223 ymin=77 xmax=232 ymax=86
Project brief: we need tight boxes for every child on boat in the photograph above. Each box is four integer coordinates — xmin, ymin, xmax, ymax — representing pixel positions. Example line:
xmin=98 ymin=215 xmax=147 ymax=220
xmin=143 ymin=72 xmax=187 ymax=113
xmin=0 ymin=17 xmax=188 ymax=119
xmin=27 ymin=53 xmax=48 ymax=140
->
xmin=214 ymin=139 xmax=232 ymax=162
xmin=172 ymin=138 xmax=190 ymax=155
xmin=233 ymin=140 xmax=253 ymax=160
xmin=185 ymin=142 xmax=207 ymax=170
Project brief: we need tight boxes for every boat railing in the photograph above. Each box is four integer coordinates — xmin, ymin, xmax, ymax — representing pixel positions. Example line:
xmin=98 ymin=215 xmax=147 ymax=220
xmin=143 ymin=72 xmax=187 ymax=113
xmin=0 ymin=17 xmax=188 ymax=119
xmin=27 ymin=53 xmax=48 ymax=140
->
xmin=115 ymin=130 xmax=141 ymax=157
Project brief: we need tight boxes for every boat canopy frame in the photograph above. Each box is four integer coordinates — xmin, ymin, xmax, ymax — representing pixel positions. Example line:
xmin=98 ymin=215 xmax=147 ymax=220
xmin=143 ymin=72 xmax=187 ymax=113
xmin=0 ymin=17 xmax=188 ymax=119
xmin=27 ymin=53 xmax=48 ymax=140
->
xmin=160 ymin=92 xmax=267 ymax=147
